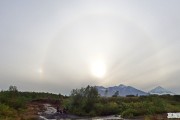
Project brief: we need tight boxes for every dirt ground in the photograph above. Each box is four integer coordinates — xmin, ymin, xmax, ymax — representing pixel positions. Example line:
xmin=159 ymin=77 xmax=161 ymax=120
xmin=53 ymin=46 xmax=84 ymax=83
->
xmin=14 ymin=99 xmax=62 ymax=120
xmin=18 ymin=102 xmax=45 ymax=120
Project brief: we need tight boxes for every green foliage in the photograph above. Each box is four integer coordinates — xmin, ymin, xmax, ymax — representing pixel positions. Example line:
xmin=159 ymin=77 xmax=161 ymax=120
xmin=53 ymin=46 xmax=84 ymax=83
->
xmin=1 ymin=85 xmax=180 ymax=119
xmin=68 ymin=85 xmax=99 ymax=116
xmin=95 ymin=102 xmax=119 ymax=115
xmin=126 ymin=95 xmax=135 ymax=97
xmin=0 ymin=103 xmax=17 ymax=119
xmin=0 ymin=85 xmax=62 ymax=119
xmin=0 ymin=89 xmax=25 ymax=110
xmin=121 ymin=108 xmax=136 ymax=118
xmin=173 ymin=95 xmax=180 ymax=101
xmin=119 ymin=95 xmax=180 ymax=118
xmin=9 ymin=85 xmax=18 ymax=92
xmin=67 ymin=90 xmax=180 ymax=118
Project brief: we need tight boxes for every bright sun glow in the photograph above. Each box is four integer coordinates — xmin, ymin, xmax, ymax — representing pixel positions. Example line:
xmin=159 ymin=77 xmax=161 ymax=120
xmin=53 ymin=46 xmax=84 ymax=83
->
xmin=37 ymin=68 xmax=43 ymax=74
xmin=90 ymin=60 xmax=106 ymax=78
xmin=37 ymin=68 xmax=43 ymax=79
xmin=37 ymin=68 xmax=43 ymax=76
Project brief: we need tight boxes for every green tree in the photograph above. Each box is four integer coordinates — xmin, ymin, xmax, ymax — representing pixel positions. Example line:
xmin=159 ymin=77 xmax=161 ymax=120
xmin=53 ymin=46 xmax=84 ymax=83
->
xmin=69 ymin=85 xmax=99 ymax=115
xmin=112 ymin=91 xmax=119 ymax=97
xmin=84 ymin=85 xmax=99 ymax=113
xmin=9 ymin=86 xmax=18 ymax=92
xmin=8 ymin=85 xmax=18 ymax=98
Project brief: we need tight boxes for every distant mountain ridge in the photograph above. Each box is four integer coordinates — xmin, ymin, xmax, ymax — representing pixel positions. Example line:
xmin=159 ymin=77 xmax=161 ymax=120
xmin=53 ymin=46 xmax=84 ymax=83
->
xmin=149 ymin=86 xmax=175 ymax=95
xmin=96 ymin=84 xmax=148 ymax=97
xmin=96 ymin=84 xmax=175 ymax=97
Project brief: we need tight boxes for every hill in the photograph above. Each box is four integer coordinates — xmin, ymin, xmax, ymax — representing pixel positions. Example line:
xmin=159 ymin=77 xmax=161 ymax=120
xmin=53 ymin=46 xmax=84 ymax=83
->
xmin=149 ymin=86 xmax=175 ymax=95
xmin=96 ymin=84 xmax=148 ymax=97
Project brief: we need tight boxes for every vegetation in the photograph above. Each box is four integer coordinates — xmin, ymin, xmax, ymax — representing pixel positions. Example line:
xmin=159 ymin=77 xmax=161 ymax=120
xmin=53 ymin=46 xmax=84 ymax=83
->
xmin=0 ymin=85 xmax=61 ymax=119
xmin=66 ymin=85 xmax=99 ymax=116
xmin=0 ymin=85 xmax=180 ymax=119
xmin=65 ymin=86 xmax=180 ymax=118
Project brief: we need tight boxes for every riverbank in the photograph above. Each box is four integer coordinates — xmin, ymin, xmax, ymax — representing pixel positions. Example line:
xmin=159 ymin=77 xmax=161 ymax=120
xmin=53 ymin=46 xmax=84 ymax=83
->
xmin=39 ymin=103 xmax=123 ymax=120
xmin=24 ymin=102 xmax=170 ymax=120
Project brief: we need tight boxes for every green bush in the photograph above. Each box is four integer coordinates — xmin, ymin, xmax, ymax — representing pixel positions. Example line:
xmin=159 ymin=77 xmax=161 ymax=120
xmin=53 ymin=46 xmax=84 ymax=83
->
xmin=69 ymin=85 xmax=99 ymax=116
xmin=7 ymin=97 xmax=26 ymax=109
xmin=0 ymin=103 xmax=17 ymax=118
xmin=121 ymin=108 xmax=136 ymax=118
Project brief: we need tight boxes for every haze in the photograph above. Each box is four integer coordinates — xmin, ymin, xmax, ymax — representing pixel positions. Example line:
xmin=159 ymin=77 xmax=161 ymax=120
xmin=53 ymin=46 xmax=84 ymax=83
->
xmin=0 ymin=0 xmax=180 ymax=94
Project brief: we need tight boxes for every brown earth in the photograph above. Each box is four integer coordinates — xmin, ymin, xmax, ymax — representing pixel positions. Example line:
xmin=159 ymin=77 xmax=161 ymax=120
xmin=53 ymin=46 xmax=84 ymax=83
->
xmin=17 ymin=99 xmax=60 ymax=120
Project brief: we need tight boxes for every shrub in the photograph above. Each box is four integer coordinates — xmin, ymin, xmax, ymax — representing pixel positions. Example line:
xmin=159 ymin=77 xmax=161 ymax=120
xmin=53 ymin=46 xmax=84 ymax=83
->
xmin=0 ymin=103 xmax=17 ymax=118
xmin=121 ymin=108 xmax=136 ymax=118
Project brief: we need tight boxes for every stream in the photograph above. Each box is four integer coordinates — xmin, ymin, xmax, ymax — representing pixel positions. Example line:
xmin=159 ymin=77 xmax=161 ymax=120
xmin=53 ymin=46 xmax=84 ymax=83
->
xmin=38 ymin=104 xmax=124 ymax=120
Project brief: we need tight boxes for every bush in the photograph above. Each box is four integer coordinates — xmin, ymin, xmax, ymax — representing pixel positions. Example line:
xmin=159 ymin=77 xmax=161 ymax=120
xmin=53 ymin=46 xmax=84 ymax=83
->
xmin=121 ymin=108 xmax=136 ymax=118
xmin=69 ymin=85 xmax=99 ymax=116
xmin=7 ymin=97 xmax=26 ymax=109
xmin=0 ymin=103 xmax=17 ymax=118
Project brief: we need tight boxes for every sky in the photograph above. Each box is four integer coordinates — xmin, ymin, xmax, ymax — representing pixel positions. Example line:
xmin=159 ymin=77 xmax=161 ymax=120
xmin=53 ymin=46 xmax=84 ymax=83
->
xmin=0 ymin=0 xmax=180 ymax=95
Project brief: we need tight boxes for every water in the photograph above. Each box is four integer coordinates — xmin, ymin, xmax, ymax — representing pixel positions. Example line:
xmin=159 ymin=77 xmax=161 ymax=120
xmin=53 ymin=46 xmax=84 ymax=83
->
xmin=39 ymin=104 xmax=124 ymax=120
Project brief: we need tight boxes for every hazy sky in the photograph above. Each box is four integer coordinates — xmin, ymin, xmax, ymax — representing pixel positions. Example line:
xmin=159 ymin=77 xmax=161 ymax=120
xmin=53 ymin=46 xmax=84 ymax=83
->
xmin=0 ymin=0 xmax=180 ymax=95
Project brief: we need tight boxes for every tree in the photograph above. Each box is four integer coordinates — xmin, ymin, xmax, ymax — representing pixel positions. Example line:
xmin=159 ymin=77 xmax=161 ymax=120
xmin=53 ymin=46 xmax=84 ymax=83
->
xmin=70 ymin=88 xmax=85 ymax=107
xmin=70 ymin=85 xmax=99 ymax=115
xmin=8 ymin=85 xmax=18 ymax=98
xmin=84 ymin=85 xmax=99 ymax=113
xmin=9 ymin=85 xmax=18 ymax=92
xmin=112 ymin=91 xmax=119 ymax=97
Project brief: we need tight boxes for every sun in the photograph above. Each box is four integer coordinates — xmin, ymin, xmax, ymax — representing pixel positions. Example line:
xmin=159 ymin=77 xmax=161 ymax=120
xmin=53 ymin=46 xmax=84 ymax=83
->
xmin=36 ymin=68 xmax=43 ymax=79
xmin=90 ymin=60 xmax=106 ymax=78
xmin=37 ymin=68 xmax=43 ymax=74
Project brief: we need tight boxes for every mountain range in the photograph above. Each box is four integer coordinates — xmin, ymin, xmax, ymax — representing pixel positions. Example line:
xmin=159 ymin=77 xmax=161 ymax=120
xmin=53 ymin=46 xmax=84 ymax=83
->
xmin=149 ymin=86 xmax=175 ymax=95
xmin=96 ymin=84 xmax=175 ymax=97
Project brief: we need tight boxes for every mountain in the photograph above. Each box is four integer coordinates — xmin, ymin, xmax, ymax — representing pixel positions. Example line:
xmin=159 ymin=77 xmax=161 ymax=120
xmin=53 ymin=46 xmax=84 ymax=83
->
xmin=96 ymin=84 xmax=148 ymax=97
xmin=149 ymin=86 xmax=175 ymax=95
